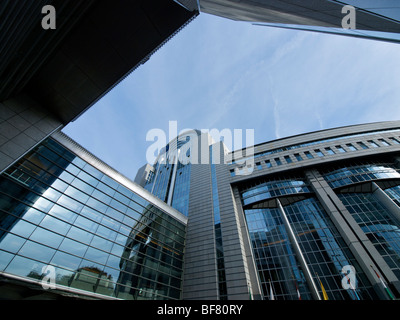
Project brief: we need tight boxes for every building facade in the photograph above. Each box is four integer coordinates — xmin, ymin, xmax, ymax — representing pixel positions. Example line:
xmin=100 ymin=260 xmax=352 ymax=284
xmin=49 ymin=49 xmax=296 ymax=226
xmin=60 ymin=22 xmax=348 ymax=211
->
xmin=0 ymin=131 xmax=187 ymax=300
xmin=199 ymin=0 xmax=400 ymax=43
xmin=140 ymin=121 xmax=400 ymax=300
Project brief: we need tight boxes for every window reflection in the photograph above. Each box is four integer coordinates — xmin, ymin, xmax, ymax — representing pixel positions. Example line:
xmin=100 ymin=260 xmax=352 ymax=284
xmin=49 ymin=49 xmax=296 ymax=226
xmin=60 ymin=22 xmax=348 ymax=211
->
xmin=0 ymin=138 xmax=186 ymax=300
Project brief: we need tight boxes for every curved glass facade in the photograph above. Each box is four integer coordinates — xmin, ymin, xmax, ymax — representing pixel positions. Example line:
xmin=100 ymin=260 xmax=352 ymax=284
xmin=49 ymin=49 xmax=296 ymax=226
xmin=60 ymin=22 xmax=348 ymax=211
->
xmin=245 ymin=206 xmax=312 ymax=300
xmin=0 ymin=138 xmax=186 ymax=300
xmin=338 ymin=192 xmax=400 ymax=280
xmin=323 ymin=164 xmax=400 ymax=189
xmin=242 ymin=179 xmax=310 ymax=206
xmin=241 ymin=178 xmax=377 ymax=300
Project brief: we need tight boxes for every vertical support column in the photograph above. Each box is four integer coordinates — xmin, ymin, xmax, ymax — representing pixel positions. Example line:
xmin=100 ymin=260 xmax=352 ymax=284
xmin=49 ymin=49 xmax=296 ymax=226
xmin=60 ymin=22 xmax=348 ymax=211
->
xmin=305 ymin=169 xmax=400 ymax=299
xmin=276 ymin=199 xmax=321 ymax=300
xmin=167 ymin=155 xmax=178 ymax=205
xmin=371 ymin=182 xmax=400 ymax=225
xmin=231 ymin=185 xmax=263 ymax=300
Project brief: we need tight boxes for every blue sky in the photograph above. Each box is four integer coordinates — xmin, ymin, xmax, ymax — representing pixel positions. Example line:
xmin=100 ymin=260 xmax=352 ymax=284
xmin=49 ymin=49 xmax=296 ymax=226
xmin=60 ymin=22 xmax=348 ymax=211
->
xmin=62 ymin=12 xmax=400 ymax=181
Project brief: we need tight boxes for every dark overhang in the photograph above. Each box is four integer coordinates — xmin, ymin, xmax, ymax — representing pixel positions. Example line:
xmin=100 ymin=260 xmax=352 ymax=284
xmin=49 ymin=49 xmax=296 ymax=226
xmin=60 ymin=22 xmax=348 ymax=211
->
xmin=0 ymin=0 xmax=198 ymax=124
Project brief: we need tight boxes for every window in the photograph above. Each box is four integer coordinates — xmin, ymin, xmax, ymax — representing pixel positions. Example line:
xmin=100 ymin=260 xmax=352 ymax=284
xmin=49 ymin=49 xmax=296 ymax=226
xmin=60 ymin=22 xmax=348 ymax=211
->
xmin=304 ymin=151 xmax=313 ymax=159
xmin=314 ymin=149 xmax=324 ymax=157
xmin=378 ymin=138 xmax=390 ymax=146
xmin=256 ymin=162 xmax=262 ymax=170
xmin=274 ymin=158 xmax=282 ymax=166
xmin=284 ymin=155 xmax=292 ymax=164
xmin=357 ymin=142 xmax=369 ymax=149
xmin=294 ymin=153 xmax=303 ymax=161
xmin=335 ymin=145 xmax=346 ymax=153
xmin=346 ymin=143 xmax=357 ymax=151
xmin=389 ymin=137 xmax=400 ymax=144
xmin=368 ymin=140 xmax=379 ymax=148
xmin=230 ymin=169 xmax=235 ymax=177
xmin=325 ymin=147 xmax=335 ymax=155
xmin=265 ymin=160 xmax=272 ymax=168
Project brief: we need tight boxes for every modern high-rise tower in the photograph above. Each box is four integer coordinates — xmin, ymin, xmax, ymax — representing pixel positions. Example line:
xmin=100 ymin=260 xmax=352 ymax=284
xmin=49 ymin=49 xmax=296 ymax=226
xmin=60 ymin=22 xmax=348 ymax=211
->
xmin=139 ymin=121 xmax=400 ymax=300
xmin=1 ymin=1 xmax=400 ymax=301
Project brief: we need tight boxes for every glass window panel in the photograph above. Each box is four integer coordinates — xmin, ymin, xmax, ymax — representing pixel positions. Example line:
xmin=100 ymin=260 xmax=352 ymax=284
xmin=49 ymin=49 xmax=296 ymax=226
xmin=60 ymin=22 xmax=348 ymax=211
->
xmin=51 ymin=251 xmax=82 ymax=270
xmin=294 ymin=153 xmax=303 ymax=161
xmin=39 ymin=215 xmax=71 ymax=235
xmin=389 ymin=137 xmax=400 ymax=144
xmin=378 ymin=139 xmax=390 ymax=146
xmin=57 ymin=195 xmax=83 ymax=213
xmin=48 ymin=204 xmax=77 ymax=224
xmin=113 ymin=192 xmax=130 ymax=207
xmin=284 ymin=156 xmax=292 ymax=163
xmin=0 ymin=251 xmax=14 ymax=271
xmin=357 ymin=142 xmax=369 ymax=149
xmin=83 ymin=164 xmax=103 ymax=180
xmin=97 ymin=225 xmax=117 ymax=242
xmin=97 ymin=182 xmax=115 ymax=197
xmin=59 ymin=237 xmax=88 ymax=257
xmin=9 ymin=219 xmax=36 ymax=238
xmin=0 ymin=233 xmax=26 ymax=254
xmin=335 ymin=145 xmax=346 ymax=153
xmin=91 ymin=190 xmax=111 ymax=206
xmin=42 ymin=187 xmax=62 ymax=202
xmin=50 ymin=179 xmax=69 ymax=193
xmin=32 ymin=197 xmax=54 ymax=213
xmin=368 ymin=140 xmax=379 ymax=148
xmin=58 ymin=170 xmax=74 ymax=184
xmin=84 ymin=247 xmax=109 ymax=265
xmin=101 ymin=216 xmax=120 ymax=232
xmin=77 ymin=171 xmax=99 ymax=188
xmin=71 ymin=178 xmax=95 ymax=196
xmin=86 ymin=197 xmax=108 ymax=214
xmin=5 ymin=255 xmax=46 ymax=279
xmin=74 ymin=215 xmax=98 ymax=234
xmin=346 ymin=143 xmax=357 ymax=151
xmin=66 ymin=226 xmax=93 ymax=245
xmin=90 ymin=235 xmax=113 ymax=252
xmin=325 ymin=147 xmax=335 ymax=155
xmin=80 ymin=206 xmax=102 ymax=223
xmin=29 ymin=227 xmax=63 ymax=248
xmin=101 ymin=175 xmax=119 ymax=191
xmin=18 ymin=240 xmax=56 ymax=263
xmin=106 ymin=205 xmax=124 ymax=221
xmin=314 ymin=149 xmax=324 ymax=157
xmin=71 ymin=156 xmax=86 ymax=168
xmin=304 ymin=151 xmax=313 ymax=159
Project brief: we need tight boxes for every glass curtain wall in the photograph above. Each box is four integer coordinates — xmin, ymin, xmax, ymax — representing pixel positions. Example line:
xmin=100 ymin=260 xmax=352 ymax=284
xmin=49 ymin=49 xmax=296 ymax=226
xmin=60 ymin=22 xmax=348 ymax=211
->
xmin=0 ymin=138 xmax=186 ymax=300
xmin=241 ymin=178 xmax=376 ymax=300
xmin=323 ymin=163 xmax=400 ymax=280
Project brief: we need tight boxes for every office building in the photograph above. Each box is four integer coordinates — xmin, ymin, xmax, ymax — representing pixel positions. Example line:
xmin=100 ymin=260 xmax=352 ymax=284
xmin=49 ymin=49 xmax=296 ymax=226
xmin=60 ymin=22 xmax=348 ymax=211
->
xmin=199 ymin=0 xmax=400 ymax=43
xmin=0 ymin=0 xmax=199 ymax=175
xmin=0 ymin=132 xmax=187 ymax=299
xmin=2 ymin=1 xmax=400 ymax=301
xmin=141 ymin=121 xmax=400 ymax=300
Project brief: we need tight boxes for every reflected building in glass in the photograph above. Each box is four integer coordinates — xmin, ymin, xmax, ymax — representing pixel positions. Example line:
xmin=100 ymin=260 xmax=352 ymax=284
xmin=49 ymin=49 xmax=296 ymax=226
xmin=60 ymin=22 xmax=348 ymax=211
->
xmin=139 ymin=121 xmax=400 ymax=300
xmin=0 ymin=132 xmax=186 ymax=300
xmin=199 ymin=0 xmax=400 ymax=43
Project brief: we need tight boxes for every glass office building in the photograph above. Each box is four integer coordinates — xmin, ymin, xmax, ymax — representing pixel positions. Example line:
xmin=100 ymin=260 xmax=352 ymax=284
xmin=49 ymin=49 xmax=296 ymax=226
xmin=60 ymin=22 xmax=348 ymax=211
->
xmin=0 ymin=132 xmax=187 ymax=300
xmin=138 ymin=121 xmax=400 ymax=300
xmin=226 ymin=122 xmax=400 ymax=300
xmin=200 ymin=0 xmax=400 ymax=44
